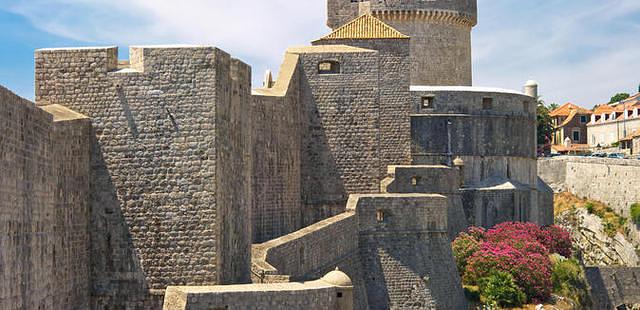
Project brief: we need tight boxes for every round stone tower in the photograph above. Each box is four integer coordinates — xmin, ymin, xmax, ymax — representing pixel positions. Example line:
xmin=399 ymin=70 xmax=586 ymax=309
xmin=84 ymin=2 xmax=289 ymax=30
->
xmin=327 ymin=0 xmax=477 ymax=86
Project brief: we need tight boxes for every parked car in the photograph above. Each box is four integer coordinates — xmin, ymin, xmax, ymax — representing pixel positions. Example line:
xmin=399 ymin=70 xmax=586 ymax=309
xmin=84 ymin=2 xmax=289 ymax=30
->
xmin=591 ymin=153 xmax=607 ymax=158
xmin=607 ymin=153 xmax=625 ymax=159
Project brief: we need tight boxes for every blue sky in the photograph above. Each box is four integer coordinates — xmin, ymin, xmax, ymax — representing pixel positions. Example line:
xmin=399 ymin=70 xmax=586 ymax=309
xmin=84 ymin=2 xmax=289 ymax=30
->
xmin=0 ymin=0 xmax=638 ymax=108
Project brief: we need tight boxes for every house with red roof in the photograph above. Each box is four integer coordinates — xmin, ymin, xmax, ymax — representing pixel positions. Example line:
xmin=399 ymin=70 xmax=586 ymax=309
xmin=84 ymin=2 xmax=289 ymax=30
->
xmin=549 ymin=103 xmax=592 ymax=153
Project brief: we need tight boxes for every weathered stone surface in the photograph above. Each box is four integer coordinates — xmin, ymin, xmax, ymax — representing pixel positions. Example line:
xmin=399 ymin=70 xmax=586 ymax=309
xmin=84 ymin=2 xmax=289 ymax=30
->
xmin=326 ymin=0 xmax=477 ymax=86
xmin=0 ymin=86 xmax=91 ymax=310
xmin=539 ymin=157 xmax=640 ymax=215
xmin=586 ymin=267 xmax=640 ymax=309
xmin=34 ymin=46 xmax=253 ymax=308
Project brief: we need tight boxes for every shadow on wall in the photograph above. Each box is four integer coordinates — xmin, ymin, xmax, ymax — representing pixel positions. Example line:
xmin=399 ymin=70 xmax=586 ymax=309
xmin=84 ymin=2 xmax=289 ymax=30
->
xmin=585 ymin=267 xmax=613 ymax=309
xmin=300 ymin=73 xmax=348 ymax=225
xmin=89 ymin=132 xmax=162 ymax=308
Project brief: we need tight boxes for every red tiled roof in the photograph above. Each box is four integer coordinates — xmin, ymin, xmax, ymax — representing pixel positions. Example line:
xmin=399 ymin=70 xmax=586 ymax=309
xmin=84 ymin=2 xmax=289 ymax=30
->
xmin=550 ymin=102 xmax=592 ymax=117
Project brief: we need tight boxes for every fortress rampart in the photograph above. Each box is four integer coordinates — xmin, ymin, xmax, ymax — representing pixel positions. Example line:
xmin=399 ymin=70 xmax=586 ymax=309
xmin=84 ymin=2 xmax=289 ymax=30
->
xmin=0 ymin=86 xmax=92 ymax=310
xmin=34 ymin=46 xmax=253 ymax=308
xmin=539 ymin=157 xmax=640 ymax=216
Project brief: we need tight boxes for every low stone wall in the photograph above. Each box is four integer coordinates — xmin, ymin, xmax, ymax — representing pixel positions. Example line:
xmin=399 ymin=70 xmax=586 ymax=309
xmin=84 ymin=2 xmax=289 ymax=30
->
xmin=538 ymin=157 xmax=640 ymax=215
xmin=163 ymin=282 xmax=339 ymax=310
xmin=252 ymin=212 xmax=358 ymax=282
xmin=586 ymin=267 xmax=640 ymax=309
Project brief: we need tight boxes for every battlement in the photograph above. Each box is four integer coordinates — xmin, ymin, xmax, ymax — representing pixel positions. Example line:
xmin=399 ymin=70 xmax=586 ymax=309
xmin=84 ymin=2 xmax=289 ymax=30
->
xmin=328 ymin=0 xmax=477 ymax=29
xmin=35 ymin=45 xmax=224 ymax=76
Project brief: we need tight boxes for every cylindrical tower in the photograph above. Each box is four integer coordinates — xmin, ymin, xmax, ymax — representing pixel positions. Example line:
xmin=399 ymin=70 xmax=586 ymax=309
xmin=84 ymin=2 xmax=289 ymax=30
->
xmin=327 ymin=0 xmax=477 ymax=86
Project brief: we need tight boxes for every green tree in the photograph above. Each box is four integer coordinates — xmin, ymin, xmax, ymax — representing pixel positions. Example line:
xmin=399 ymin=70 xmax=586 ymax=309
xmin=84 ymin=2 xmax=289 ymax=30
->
xmin=548 ymin=103 xmax=560 ymax=111
xmin=537 ymin=99 xmax=553 ymax=146
xmin=610 ymin=93 xmax=630 ymax=104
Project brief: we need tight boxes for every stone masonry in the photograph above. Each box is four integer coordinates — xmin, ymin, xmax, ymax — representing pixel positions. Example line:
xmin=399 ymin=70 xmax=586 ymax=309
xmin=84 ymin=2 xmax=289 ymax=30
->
xmin=34 ymin=46 xmax=253 ymax=308
xmin=0 ymin=86 xmax=91 ymax=310
xmin=0 ymin=0 xmax=556 ymax=308
xmin=326 ymin=0 xmax=477 ymax=86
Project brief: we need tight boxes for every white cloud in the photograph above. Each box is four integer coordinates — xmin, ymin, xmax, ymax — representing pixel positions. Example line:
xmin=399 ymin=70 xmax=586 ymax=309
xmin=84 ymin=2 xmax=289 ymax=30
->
xmin=3 ymin=0 xmax=639 ymax=106
xmin=474 ymin=0 xmax=640 ymax=107
xmin=2 ymin=0 xmax=329 ymax=86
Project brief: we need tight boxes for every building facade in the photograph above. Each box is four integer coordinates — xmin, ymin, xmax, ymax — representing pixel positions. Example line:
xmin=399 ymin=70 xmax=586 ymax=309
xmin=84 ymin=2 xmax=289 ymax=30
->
xmin=588 ymin=93 xmax=640 ymax=148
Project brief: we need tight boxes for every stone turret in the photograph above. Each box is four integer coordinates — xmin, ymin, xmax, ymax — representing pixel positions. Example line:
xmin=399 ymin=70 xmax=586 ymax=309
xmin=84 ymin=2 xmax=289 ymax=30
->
xmin=327 ymin=0 xmax=477 ymax=86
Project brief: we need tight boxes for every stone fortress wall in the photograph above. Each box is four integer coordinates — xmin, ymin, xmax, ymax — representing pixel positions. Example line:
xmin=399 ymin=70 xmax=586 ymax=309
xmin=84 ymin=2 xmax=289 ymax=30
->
xmin=33 ymin=46 xmax=253 ymax=308
xmin=0 ymin=86 xmax=92 ymax=310
xmin=326 ymin=0 xmax=477 ymax=86
xmin=251 ymin=53 xmax=303 ymax=243
xmin=410 ymin=87 xmax=552 ymax=227
xmin=0 ymin=0 xmax=556 ymax=308
xmin=538 ymin=157 xmax=640 ymax=216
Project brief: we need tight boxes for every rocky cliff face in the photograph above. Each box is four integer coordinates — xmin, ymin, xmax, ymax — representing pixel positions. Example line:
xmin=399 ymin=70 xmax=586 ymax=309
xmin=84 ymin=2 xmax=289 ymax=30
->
xmin=557 ymin=208 xmax=639 ymax=267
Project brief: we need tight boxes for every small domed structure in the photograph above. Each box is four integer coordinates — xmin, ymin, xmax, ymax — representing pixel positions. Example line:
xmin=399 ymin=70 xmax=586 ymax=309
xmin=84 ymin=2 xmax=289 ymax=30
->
xmin=524 ymin=80 xmax=538 ymax=87
xmin=321 ymin=268 xmax=353 ymax=287
xmin=453 ymin=157 xmax=465 ymax=167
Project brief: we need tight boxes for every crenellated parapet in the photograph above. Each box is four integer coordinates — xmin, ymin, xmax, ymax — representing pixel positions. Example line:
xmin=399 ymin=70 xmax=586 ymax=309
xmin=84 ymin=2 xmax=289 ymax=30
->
xmin=370 ymin=9 xmax=476 ymax=28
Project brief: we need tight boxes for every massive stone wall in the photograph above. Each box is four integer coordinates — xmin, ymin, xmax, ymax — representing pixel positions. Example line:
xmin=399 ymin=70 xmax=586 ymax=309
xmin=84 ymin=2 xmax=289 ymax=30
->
xmin=312 ymin=38 xmax=412 ymax=178
xmin=539 ymin=157 xmax=640 ymax=215
xmin=252 ymin=212 xmax=357 ymax=281
xmin=349 ymin=194 xmax=467 ymax=310
xmin=251 ymin=54 xmax=303 ymax=243
xmin=292 ymin=44 xmax=413 ymax=225
xmin=44 ymin=104 xmax=93 ymax=309
xmin=1 ymin=86 xmax=56 ymax=309
xmin=295 ymin=46 xmax=380 ymax=224
xmin=410 ymin=87 xmax=552 ymax=227
xmin=0 ymin=86 xmax=91 ymax=309
xmin=34 ymin=46 xmax=252 ymax=308
xmin=586 ymin=267 xmax=640 ymax=309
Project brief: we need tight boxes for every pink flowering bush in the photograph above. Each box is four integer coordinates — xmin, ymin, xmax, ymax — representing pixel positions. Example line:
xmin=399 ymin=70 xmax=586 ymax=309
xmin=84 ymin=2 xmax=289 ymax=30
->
xmin=542 ymin=225 xmax=573 ymax=258
xmin=452 ymin=222 xmax=573 ymax=304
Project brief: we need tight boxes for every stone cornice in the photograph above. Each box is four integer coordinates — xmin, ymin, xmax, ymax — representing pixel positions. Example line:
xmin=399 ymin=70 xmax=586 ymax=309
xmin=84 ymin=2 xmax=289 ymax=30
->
xmin=371 ymin=9 xmax=477 ymax=27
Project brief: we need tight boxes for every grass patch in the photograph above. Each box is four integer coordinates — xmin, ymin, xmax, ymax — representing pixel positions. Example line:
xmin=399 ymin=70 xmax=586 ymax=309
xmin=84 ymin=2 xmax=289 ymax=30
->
xmin=550 ymin=255 xmax=592 ymax=309
xmin=554 ymin=192 xmax=626 ymax=237
xmin=631 ymin=203 xmax=640 ymax=225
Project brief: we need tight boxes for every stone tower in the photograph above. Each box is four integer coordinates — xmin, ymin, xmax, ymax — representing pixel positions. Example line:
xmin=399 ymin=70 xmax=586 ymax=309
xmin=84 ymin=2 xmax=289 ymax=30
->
xmin=327 ymin=0 xmax=477 ymax=86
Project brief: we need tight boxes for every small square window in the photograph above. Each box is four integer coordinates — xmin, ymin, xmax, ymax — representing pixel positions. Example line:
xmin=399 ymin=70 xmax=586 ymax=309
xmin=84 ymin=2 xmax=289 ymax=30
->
xmin=482 ymin=97 xmax=493 ymax=110
xmin=337 ymin=292 xmax=343 ymax=298
xmin=580 ymin=115 xmax=588 ymax=123
xmin=318 ymin=61 xmax=340 ymax=74
xmin=422 ymin=96 xmax=435 ymax=109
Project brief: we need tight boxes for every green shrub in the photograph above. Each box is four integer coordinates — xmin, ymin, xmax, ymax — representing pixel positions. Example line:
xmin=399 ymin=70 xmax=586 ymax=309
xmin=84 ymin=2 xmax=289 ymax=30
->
xmin=585 ymin=203 xmax=595 ymax=215
xmin=551 ymin=257 xmax=592 ymax=308
xmin=478 ymin=271 xmax=526 ymax=308
xmin=631 ymin=203 xmax=640 ymax=225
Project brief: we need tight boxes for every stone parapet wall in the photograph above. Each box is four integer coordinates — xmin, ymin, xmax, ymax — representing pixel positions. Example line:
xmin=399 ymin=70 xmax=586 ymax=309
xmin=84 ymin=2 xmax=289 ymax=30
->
xmin=0 ymin=86 xmax=91 ymax=310
xmin=538 ymin=157 xmax=640 ymax=215
xmin=252 ymin=212 xmax=358 ymax=281
xmin=163 ymin=280 xmax=349 ymax=310
xmin=251 ymin=53 xmax=303 ymax=243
